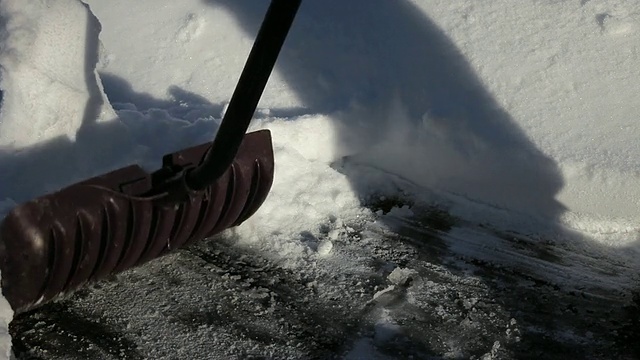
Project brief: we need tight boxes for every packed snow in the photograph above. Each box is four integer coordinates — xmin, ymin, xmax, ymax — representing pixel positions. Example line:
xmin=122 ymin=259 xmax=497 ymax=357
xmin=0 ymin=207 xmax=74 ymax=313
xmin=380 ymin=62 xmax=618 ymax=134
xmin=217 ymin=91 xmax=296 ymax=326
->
xmin=1 ymin=0 xmax=639 ymax=358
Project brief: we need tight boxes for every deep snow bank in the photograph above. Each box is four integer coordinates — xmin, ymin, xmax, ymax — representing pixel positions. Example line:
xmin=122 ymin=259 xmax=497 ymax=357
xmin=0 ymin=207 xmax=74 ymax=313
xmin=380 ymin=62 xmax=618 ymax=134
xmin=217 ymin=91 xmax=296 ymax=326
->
xmin=0 ymin=0 xmax=114 ymax=149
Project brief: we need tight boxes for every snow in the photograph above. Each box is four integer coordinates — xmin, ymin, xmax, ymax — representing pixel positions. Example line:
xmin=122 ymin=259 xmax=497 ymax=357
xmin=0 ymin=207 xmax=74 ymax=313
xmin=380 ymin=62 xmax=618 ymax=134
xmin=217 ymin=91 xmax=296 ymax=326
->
xmin=0 ymin=0 xmax=114 ymax=148
xmin=0 ymin=295 xmax=10 ymax=360
xmin=0 ymin=0 xmax=639 ymax=358
xmin=418 ymin=0 xmax=640 ymax=225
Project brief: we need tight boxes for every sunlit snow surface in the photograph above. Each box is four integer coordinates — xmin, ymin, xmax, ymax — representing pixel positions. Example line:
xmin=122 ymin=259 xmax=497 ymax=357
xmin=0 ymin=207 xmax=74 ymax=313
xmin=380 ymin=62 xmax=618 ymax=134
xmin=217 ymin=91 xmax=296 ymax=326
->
xmin=1 ymin=0 xmax=639 ymax=359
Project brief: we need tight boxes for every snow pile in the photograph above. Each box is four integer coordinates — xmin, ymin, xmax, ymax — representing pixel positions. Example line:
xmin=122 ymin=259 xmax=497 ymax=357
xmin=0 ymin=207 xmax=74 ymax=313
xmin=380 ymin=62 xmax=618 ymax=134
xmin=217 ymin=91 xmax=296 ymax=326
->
xmin=233 ymin=116 xmax=367 ymax=262
xmin=0 ymin=0 xmax=114 ymax=148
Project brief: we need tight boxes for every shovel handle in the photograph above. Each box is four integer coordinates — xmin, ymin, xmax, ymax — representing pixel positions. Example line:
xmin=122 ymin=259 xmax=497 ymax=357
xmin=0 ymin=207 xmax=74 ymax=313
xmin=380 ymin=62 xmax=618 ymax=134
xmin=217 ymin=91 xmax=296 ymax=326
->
xmin=186 ymin=0 xmax=302 ymax=190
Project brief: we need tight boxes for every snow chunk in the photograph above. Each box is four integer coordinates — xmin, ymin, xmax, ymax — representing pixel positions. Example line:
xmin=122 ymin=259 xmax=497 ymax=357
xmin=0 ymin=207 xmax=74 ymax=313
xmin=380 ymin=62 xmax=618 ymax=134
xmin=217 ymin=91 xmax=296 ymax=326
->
xmin=387 ymin=267 xmax=417 ymax=287
xmin=317 ymin=240 xmax=333 ymax=257
xmin=373 ymin=285 xmax=395 ymax=300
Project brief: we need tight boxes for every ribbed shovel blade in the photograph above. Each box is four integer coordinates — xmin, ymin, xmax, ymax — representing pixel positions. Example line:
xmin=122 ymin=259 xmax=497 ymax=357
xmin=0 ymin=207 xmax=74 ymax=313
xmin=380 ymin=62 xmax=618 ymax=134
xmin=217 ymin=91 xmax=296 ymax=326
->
xmin=0 ymin=130 xmax=274 ymax=314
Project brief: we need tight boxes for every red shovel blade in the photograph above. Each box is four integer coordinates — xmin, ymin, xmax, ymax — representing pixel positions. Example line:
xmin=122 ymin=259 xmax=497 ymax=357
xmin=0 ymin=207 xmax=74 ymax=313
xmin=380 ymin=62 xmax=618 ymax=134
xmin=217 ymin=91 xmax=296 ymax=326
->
xmin=0 ymin=130 xmax=274 ymax=314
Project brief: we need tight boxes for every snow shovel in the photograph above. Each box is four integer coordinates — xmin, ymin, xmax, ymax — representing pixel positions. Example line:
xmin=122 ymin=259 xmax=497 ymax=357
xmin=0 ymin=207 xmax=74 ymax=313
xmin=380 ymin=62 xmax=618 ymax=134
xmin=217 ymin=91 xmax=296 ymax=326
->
xmin=0 ymin=0 xmax=301 ymax=314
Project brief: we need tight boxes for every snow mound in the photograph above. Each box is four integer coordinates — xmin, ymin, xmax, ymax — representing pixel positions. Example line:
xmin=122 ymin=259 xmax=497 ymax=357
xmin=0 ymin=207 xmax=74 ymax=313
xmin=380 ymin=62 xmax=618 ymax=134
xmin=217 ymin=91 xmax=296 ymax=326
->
xmin=0 ymin=0 xmax=114 ymax=149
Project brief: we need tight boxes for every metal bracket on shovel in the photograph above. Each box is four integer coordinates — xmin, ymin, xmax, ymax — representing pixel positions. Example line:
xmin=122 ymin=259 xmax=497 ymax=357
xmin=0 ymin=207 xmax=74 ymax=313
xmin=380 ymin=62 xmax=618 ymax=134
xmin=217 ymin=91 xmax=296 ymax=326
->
xmin=0 ymin=0 xmax=302 ymax=314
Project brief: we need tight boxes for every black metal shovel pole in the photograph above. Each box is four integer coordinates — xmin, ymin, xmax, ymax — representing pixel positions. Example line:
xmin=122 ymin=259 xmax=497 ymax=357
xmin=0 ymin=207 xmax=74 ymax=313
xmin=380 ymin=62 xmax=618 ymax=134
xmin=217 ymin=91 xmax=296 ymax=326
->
xmin=187 ymin=0 xmax=302 ymax=190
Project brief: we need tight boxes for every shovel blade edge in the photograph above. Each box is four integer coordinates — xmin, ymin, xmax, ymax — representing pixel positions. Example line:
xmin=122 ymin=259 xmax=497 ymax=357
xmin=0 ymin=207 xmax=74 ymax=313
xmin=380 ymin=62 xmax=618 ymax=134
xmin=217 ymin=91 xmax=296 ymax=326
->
xmin=0 ymin=130 xmax=274 ymax=314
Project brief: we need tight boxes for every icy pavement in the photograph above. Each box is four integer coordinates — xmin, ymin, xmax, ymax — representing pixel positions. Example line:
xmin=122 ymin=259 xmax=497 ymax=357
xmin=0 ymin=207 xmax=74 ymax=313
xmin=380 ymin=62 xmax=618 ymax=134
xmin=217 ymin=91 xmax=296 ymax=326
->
xmin=10 ymin=202 xmax=639 ymax=359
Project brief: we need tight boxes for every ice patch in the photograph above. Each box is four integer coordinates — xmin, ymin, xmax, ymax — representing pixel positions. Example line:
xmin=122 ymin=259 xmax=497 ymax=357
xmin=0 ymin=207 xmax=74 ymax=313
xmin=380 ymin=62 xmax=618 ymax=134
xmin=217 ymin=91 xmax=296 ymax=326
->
xmin=372 ymin=285 xmax=395 ymax=300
